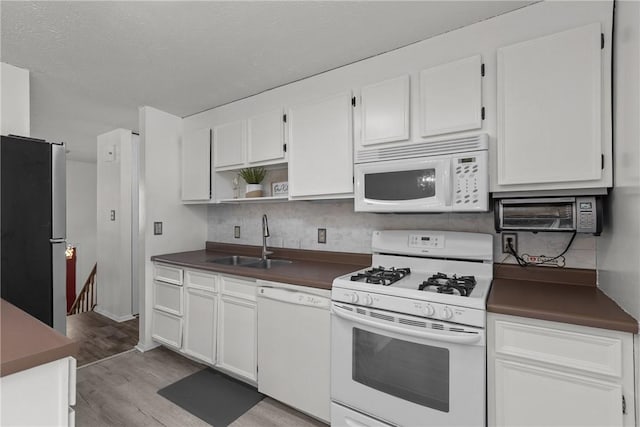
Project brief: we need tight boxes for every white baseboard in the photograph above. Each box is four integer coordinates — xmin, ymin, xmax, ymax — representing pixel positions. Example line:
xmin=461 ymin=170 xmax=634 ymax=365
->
xmin=135 ymin=341 xmax=160 ymax=353
xmin=93 ymin=306 xmax=136 ymax=323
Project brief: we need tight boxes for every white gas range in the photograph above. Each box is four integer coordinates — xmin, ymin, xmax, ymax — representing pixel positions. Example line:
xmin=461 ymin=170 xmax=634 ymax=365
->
xmin=330 ymin=230 xmax=493 ymax=427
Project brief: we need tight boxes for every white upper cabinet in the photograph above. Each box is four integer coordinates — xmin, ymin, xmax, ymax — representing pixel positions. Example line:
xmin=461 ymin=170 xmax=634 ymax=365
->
xmin=356 ymin=75 xmax=410 ymax=149
xmin=288 ymin=91 xmax=354 ymax=199
xmin=247 ymin=108 xmax=286 ymax=165
xmin=181 ymin=128 xmax=211 ymax=202
xmin=420 ymin=55 xmax=483 ymax=137
xmin=213 ymin=120 xmax=246 ymax=169
xmin=496 ymin=23 xmax=603 ymax=189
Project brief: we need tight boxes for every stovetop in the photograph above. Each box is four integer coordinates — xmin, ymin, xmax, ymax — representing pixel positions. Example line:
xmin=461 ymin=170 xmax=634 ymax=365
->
xmin=350 ymin=268 xmax=478 ymax=297
xmin=338 ymin=266 xmax=490 ymax=305
xmin=332 ymin=230 xmax=494 ymax=322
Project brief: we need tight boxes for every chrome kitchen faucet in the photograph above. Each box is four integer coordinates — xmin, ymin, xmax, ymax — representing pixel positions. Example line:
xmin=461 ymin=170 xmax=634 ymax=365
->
xmin=262 ymin=214 xmax=273 ymax=261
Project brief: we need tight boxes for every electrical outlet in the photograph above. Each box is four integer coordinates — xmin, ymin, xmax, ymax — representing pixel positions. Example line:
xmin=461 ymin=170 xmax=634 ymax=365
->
xmin=502 ymin=233 xmax=517 ymax=254
xmin=234 ymin=226 xmax=241 ymax=239
xmin=153 ymin=222 xmax=163 ymax=235
xmin=110 ymin=210 xmax=116 ymax=221
xmin=318 ymin=228 xmax=327 ymax=244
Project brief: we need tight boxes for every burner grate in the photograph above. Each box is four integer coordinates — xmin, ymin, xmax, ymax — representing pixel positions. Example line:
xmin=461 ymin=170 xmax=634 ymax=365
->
xmin=350 ymin=266 xmax=411 ymax=286
xmin=419 ymin=272 xmax=476 ymax=297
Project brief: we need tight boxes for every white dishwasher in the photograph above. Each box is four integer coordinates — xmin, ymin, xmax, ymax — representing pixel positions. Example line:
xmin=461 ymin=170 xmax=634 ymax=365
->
xmin=257 ymin=280 xmax=331 ymax=423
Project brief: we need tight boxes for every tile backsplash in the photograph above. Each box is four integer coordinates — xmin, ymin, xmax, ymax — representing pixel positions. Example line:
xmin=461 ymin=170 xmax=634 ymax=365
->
xmin=208 ymin=200 xmax=596 ymax=269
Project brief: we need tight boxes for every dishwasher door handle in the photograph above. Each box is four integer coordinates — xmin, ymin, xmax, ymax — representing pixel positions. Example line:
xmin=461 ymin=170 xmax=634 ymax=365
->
xmin=257 ymin=287 xmax=331 ymax=309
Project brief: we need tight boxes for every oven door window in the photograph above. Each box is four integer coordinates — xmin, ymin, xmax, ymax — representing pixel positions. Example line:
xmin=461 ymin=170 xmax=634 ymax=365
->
xmin=353 ymin=328 xmax=449 ymax=412
xmin=364 ymin=169 xmax=436 ymax=201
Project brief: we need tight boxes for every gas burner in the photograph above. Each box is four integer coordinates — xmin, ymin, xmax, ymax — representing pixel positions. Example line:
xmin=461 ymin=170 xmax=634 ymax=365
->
xmin=418 ymin=272 xmax=476 ymax=297
xmin=350 ymin=266 xmax=411 ymax=286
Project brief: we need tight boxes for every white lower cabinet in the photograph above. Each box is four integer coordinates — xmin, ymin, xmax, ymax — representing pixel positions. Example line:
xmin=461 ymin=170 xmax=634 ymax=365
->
xmin=1 ymin=357 xmax=76 ymax=427
xmin=488 ymin=313 xmax=635 ymax=427
xmin=217 ymin=275 xmax=257 ymax=382
xmin=151 ymin=265 xmax=258 ymax=384
xmin=183 ymin=287 xmax=217 ymax=365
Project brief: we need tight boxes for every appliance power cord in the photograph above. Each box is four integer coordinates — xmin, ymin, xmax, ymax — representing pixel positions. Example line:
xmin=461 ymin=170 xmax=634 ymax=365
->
xmin=507 ymin=231 xmax=577 ymax=268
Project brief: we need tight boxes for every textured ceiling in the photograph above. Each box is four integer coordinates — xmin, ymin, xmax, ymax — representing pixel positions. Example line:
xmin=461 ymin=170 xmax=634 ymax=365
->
xmin=1 ymin=1 xmax=532 ymax=161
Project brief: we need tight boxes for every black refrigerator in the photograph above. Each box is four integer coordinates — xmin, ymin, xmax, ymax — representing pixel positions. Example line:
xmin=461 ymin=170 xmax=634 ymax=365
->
xmin=1 ymin=135 xmax=67 ymax=334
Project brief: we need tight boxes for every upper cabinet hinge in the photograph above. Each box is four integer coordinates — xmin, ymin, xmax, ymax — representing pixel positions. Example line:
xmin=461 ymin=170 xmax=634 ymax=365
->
xmin=353 ymin=176 xmax=355 ymax=184
xmin=601 ymin=33 xmax=605 ymax=49
xmin=481 ymin=63 xmax=485 ymax=77
xmin=283 ymin=114 xmax=287 ymax=123
xmin=481 ymin=107 xmax=486 ymax=120
xmin=622 ymin=395 xmax=626 ymax=414
xmin=601 ymin=154 xmax=605 ymax=169
xmin=351 ymin=96 xmax=356 ymax=107
xmin=283 ymin=143 xmax=287 ymax=153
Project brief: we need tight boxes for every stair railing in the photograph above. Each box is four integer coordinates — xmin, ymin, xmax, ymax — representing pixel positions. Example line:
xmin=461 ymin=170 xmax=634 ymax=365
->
xmin=68 ymin=263 xmax=97 ymax=315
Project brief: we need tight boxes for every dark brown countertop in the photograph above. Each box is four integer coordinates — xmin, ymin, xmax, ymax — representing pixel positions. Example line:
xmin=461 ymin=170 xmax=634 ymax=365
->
xmin=151 ymin=242 xmax=371 ymax=290
xmin=487 ymin=265 xmax=638 ymax=334
xmin=1 ymin=299 xmax=78 ymax=377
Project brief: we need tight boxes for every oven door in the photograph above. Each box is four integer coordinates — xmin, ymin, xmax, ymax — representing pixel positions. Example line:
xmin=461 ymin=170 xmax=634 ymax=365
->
xmin=331 ymin=303 xmax=486 ymax=427
xmin=354 ymin=155 xmax=451 ymax=212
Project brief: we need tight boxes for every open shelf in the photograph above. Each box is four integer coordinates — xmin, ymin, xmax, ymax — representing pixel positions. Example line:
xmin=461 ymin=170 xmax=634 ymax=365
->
xmin=217 ymin=195 xmax=289 ymax=203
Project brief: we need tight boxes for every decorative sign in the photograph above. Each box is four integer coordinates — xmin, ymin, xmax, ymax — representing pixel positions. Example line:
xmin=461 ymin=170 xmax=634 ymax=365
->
xmin=271 ymin=181 xmax=289 ymax=196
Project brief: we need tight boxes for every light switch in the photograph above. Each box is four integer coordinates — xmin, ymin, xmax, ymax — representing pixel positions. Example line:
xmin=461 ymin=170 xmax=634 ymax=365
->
xmin=234 ymin=226 xmax=241 ymax=239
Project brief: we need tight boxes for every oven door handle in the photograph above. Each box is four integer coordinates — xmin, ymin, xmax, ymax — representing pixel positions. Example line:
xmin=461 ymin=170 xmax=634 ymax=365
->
xmin=332 ymin=305 xmax=482 ymax=345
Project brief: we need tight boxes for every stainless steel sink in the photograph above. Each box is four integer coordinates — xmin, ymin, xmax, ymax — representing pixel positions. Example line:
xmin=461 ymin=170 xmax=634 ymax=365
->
xmin=208 ymin=255 xmax=263 ymax=266
xmin=244 ymin=259 xmax=293 ymax=269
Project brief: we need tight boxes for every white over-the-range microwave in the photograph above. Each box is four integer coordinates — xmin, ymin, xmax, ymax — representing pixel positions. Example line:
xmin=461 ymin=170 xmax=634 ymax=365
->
xmin=354 ymin=134 xmax=489 ymax=213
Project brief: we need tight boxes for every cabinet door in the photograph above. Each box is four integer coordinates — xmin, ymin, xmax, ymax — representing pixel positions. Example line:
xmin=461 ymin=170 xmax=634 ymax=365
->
xmin=183 ymin=288 xmax=217 ymax=365
xmin=357 ymin=75 xmax=410 ymax=148
xmin=420 ymin=55 xmax=482 ymax=137
xmin=497 ymin=23 xmax=602 ymax=186
xmin=151 ymin=309 xmax=183 ymax=349
xmin=248 ymin=109 xmax=285 ymax=165
xmin=181 ymin=128 xmax=211 ymax=201
xmin=288 ymin=91 xmax=353 ymax=198
xmin=217 ymin=295 xmax=257 ymax=382
xmin=213 ymin=120 xmax=246 ymax=169
xmin=494 ymin=359 xmax=623 ymax=427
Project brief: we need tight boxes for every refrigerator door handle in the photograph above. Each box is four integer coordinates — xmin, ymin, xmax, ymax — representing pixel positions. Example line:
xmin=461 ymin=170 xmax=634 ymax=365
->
xmin=51 ymin=143 xmax=66 ymax=239
xmin=50 ymin=238 xmax=66 ymax=244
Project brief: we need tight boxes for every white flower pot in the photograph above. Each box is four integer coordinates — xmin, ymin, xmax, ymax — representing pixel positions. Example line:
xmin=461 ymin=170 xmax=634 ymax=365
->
xmin=245 ymin=183 xmax=263 ymax=198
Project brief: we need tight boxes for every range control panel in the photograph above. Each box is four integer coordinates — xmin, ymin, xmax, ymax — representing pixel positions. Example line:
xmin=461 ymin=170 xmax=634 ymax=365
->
xmin=331 ymin=287 xmax=486 ymax=328
xmin=408 ymin=233 xmax=445 ymax=249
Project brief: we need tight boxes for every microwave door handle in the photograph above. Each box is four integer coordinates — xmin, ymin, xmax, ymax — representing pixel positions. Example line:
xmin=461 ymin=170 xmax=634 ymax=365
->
xmin=332 ymin=305 xmax=481 ymax=345
xmin=443 ymin=161 xmax=452 ymax=207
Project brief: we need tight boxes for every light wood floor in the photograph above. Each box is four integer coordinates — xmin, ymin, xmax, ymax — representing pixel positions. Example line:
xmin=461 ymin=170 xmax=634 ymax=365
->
xmin=66 ymin=311 xmax=139 ymax=367
xmin=76 ymin=346 xmax=327 ymax=427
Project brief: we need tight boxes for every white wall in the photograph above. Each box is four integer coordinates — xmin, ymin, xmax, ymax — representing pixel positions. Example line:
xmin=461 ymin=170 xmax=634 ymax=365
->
xmin=96 ymin=129 xmax=135 ymax=322
xmin=596 ymin=0 xmax=640 ymax=417
xmin=0 ymin=62 xmax=30 ymax=137
xmin=66 ymin=160 xmax=97 ymax=295
xmin=137 ymin=106 xmax=208 ymax=351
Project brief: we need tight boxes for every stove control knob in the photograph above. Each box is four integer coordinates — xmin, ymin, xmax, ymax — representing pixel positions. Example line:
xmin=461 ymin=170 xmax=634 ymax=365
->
xmin=441 ymin=306 xmax=453 ymax=320
xmin=423 ymin=304 xmax=435 ymax=316
xmin=363 ymin=294 xmax=374 ymax=306
xmin=346 ymin=292 xmax=359 ymax=304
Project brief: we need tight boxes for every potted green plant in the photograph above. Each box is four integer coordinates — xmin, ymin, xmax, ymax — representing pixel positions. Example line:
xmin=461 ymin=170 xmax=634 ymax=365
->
xmin=239 ymin=167 xmax=267 ymax=197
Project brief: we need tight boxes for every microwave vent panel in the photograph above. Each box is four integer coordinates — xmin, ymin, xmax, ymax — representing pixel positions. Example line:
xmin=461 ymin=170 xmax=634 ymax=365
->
xmin=355 ymin=134 xmax=488 ymax=163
